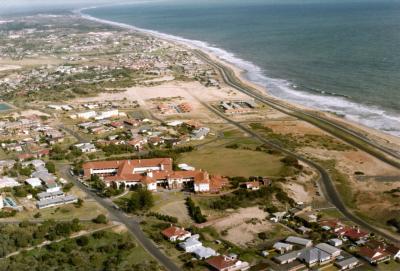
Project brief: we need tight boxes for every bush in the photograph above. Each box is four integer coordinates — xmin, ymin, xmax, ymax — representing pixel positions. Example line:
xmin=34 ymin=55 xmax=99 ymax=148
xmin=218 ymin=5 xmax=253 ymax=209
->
xmin=76 ymin=236 xmax=89 ymax=246
xmin=92 ymin=214 xmax=108 ymax=224
xmin=45 ymin=162 xmax=56 ymax=174
xmin=147 ymin=212 xmax=178 ymax=223
xmin=63 ymin=182 xmax=74 ymax=192
xmin=123 ymin=189 xmax=154 ymax=213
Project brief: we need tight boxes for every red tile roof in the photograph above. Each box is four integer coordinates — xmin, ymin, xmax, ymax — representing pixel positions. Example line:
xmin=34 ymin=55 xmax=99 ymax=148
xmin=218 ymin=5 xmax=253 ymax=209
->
xmin=359 ymin=247 xmax=390 ymax=261
xmin=386 ymin=245 xmax=400 ymax=255
xmin=206 ymin=255 xmax=237 ymax=270
xmin=83 ymin=158 xmax=173 ymax=177
xmin=161 ymin=226 xmax=189 ymax=239
xmin=210 ymin=175 xmax=229 ymax=192
xmin=342 ymin=227 xmax=369 ymax=240
xmin=83 ymin=158 xmax=227 ymax=192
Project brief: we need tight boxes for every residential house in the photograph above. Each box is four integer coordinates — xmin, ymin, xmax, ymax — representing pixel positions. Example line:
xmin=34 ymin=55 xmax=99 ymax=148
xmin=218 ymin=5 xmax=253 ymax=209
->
xmin=273 ymin=250 xmax=302 ymax=265
xmin=206 ymin=255 xmax=250 ymax=271
xmin=273 ymin=242 xmax=294 ymax=254
xmin=335 ymin=257 xmax=359 ymax=270
xmin=192 ymin=246 xmax=217 ymax=260
xmin=315 ymin=243 xmax=341 ymax=258
xmin=358 ymin=247 xmax=391 ymax=264
xmin=25 ymin=177 xmax=42 ymax=188
xmin=386 ymin=245 xmax=400 ymax=261
xmin=0 ymin=177 xmax=20 ymax=188
xmin=337 ymin=227 xmax=369 ymax=241
xmin=285 ymin=236 xmax=313 ymax=247
xmin=191 ymin=127 xmax=210 ymax=140
xmin=328 ymin=238 xmax=343 ymax=247
xmin=242 ymin=181 xmax=261 ymax=190
xmin=124 ymin=119 xmax=140 ymax=128
xmin=161 ymin=226 xmax=191 ymax=242
xmin=298 ymin=247 xmax=331 ymax=267
xmin=179 ymin=235 xmax=202 ymax=252
xmin=75 ymin=143 xmax=97 ymax=153
xmin=37 ymin=195 xmax=77 ymax=209
xmin=298 ymin=226 xmax=312 ymax=235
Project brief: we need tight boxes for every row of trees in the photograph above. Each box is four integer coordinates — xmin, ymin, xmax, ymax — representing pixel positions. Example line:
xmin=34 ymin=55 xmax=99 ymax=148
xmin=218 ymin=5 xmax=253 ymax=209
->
xmin=186 ymin=197 xmax=206 ymax=223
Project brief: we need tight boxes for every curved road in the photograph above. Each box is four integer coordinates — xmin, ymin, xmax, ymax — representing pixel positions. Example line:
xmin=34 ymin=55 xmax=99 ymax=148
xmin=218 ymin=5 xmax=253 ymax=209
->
xmin=193 ymin=50 xmax=400 ymax=168
xmin=189 ymin=53 xmax=400 ymax=245
xmin=60 ymin=167 xmax=180 ymax=271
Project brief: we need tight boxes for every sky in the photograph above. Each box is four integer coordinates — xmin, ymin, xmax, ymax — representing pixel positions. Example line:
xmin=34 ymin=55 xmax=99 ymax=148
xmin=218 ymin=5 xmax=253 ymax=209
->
xmin=2 ymin=0 xmax=399 ymax=16
xmin=0 ymin=0 xmax=149 ymax=15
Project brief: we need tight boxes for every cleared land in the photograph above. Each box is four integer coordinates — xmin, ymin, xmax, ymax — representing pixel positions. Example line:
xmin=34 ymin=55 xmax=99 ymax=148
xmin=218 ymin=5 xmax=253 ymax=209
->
xmin=179 ymin=143 xmax=285 ymax=177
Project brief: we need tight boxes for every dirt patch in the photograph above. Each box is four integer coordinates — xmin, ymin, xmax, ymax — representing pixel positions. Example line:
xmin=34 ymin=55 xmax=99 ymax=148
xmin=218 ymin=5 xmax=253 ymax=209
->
xmin=264 ymin=120 xmax=326 ymax=136
xmin=208 ymin=207 xmax=274 ymax=246
xmin=157 ymin=199 xmax=191 ymax=224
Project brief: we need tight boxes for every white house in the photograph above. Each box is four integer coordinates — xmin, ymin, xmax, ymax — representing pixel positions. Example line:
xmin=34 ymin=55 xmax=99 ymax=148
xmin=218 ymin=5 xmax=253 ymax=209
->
xmin=25 ymin=177 xmax=42 ymax=188
xmin=0 ymin=177 xmax=20 ymax=189
xmin=75 ymin=143 xmax=97 ymax=153
xmin=161 ymin=226 xmax=191 ymax=242
xmin=315 ymin=243 xmax=341 ymax=258
xmin=179 ymin=235 xmax=203 ymax=252
xmin=335 ymin=257 xmax=359 ymax=270
xmin=193 ymin=246 xmax=217 ymax=259
xmin=273 ymin=242 xmax=294 ymax=254
xmin=285 ymin=236 xmax=313 ymax=247
xmin=328 ymin=238 xmax=343 ymax=247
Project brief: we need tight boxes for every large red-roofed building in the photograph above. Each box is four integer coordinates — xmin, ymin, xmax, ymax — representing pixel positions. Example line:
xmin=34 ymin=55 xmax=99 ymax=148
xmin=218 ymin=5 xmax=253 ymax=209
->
xmin=82 ymin=158 xmax=228 ymax=193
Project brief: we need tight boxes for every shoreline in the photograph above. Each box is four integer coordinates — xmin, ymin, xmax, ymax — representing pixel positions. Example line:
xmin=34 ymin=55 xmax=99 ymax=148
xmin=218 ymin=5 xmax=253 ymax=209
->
xmin=77 ymin=8 xmax=400 ymax=150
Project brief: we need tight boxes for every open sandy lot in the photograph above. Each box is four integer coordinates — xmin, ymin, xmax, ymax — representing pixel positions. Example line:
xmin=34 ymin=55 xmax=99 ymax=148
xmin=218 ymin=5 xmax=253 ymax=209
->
xmin=0 ymin=64 xmax=21 ymax=71
xmin=208 ymin=207 xmax=274 ymax=246
xmin=71 ymin=80 xmax=249 ymax=122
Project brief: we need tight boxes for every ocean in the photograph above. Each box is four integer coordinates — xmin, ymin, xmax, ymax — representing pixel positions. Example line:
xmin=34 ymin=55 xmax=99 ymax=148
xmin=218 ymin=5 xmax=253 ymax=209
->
xmin=84 ymin=0 xmax=400 ymax=137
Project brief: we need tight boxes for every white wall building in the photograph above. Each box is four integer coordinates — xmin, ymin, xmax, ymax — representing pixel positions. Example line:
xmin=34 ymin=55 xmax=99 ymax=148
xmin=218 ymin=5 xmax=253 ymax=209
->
xmin=76 ymin=111 xmax=96 ymax=119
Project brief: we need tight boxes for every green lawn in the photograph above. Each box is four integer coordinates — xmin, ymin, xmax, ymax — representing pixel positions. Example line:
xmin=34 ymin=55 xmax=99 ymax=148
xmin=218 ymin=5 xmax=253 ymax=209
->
xmin=377 ymin=261 xmax=400 ymax=271
xmin=179 ymin=144 xmax=285 ymax=177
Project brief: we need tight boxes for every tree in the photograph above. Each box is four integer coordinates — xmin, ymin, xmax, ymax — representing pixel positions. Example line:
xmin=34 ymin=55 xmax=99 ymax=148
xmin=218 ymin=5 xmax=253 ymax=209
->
xmin=124 ymin=189 xmax=154 ymax=213
xmin=45 ymin=162 xmax=56 ymax=173
xmin=138 ymin=189 xmax=154 ymax=210
xmin=63 ymin=182 xmax=74 ymax=192
xmin=92 ymin=214 xmax=108 ymax=224
xmin=76 ymin=236 xmax=89 ymax=246
xmin=186 ymin=197 xmax=206 ymax=223
xmin=74 ymin=198 xmax=83 ymax=208
xmin=90 ymin=175 xmax=106 ymax=192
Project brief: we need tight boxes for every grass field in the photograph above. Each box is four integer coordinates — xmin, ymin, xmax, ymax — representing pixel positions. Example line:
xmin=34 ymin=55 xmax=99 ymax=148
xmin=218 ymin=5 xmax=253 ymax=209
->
xmin=8 ymin=200 xmax=107 ymax=221
xmin=179 ymin=142 xmax=285 ymax=177
xmin=151 ymin=191 xmax=191 ymax=225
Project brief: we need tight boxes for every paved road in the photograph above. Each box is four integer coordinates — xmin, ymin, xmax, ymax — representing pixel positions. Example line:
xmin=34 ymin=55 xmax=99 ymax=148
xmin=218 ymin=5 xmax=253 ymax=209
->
xmin=58 ymin=124 xmax=87 ymax=144
xmin=186 ymin=60 xmax=400 ymax=245
xmin=59 ymin=166 xmax=180 ymax=271
xmin=193 ymin=50 xmax=400 ymax=168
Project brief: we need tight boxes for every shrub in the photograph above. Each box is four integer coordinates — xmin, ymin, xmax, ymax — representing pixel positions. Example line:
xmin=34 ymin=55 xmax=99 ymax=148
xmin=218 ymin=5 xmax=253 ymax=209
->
xmin=92 ymin=214 xmax=108 ymax=224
